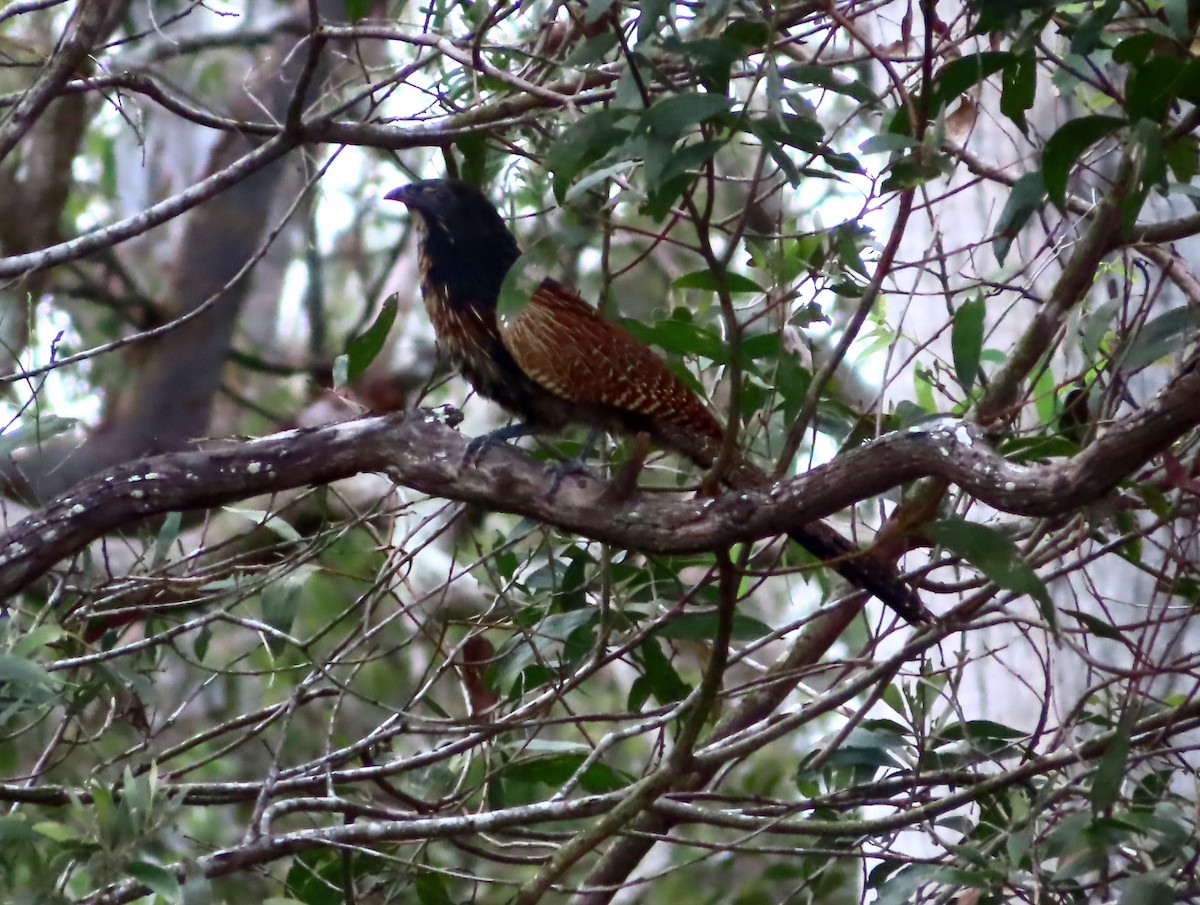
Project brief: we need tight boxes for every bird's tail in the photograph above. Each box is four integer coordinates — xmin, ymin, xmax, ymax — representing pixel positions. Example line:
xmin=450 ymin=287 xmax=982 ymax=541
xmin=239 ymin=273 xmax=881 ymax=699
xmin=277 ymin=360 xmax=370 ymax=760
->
xmin=788 ymin=521 xmax=930 ymax=625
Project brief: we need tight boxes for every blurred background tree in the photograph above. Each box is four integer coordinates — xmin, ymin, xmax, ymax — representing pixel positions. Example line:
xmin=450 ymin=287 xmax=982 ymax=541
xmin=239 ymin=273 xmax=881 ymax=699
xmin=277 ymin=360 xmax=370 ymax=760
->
xmin=1 ymin=0 xmax=1199 ymax=902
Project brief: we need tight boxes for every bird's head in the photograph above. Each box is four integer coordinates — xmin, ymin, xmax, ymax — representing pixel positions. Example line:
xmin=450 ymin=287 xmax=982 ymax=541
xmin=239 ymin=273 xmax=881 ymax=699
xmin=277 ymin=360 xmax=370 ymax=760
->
xmin=385 ymin=180 xmax=522 ymax=303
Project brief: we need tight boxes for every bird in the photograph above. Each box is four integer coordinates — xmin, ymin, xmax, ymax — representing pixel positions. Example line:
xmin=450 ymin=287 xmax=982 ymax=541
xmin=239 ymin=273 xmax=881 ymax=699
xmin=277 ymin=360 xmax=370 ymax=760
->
xmin=385 ymin=178 xmax=929 ymax=625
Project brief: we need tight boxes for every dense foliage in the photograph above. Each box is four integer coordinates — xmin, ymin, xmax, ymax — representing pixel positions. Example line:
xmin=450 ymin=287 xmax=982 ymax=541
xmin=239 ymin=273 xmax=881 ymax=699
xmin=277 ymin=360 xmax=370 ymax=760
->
xmin=0 ymin=0 xmax=1199 ymax=902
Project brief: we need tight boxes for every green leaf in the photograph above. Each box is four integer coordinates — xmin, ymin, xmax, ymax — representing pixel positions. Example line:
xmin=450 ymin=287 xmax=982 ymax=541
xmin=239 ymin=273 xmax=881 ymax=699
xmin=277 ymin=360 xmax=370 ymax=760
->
xmin=346 ymin=295 xmax=398 ymax=382
xmin=655 ymin=611 xmax=773 ymax=641
xmin=859 ymin=134 xmax=918 ymax=155
xmin=928 ymin=519 xmax=1052 ymax=614
xmin=640 ymin=93 xmax=733 ymax=140
xmin=0 ymin=654 xmax=60 ymax=693
xmin=456 ymin=132 xmax=489 ymax=187
xmin=546 ymin=111 xmax=631 ymax=202
xmin=260 ymin=566 xmax=315 ymax=652
xmin=501 ymin=750 xmax=630 ymax=793
xmin=822 ymin=727 xmax=908 ymax=770
xmin=880 ymin=152 xmax=951 ymax=193
xmin=1126 ymin=55 xmax=1187 ymax=122
xmin=647 ymin=138 xmax=725 ymax=190
xmin=1117 ymin=874 xmax=1177 ymax=905
xmin=331 ymin=354 xmax=348 ymax=388
xmin=629 ymin=638 xmax=690 ymax=708
xmin=414 ymin=872 xmax=456 ymax=905
xmin=1000 ymin=51 xmax=1036 ymax=133
xmin=1062 ymin=609 xmax=1123 ymax=640
xmin=224 ymin=507 xmax=301 ymax=543
xmin=1119 ymin=306 xmax=1199 ymax=373
xmin=779 ymin=64 xmax=879 ymax=106
xmin=937 ymin=719 xmax=1026 ymax=742
xmin=1090 ymin=713 xmax=1132 ymax=814
xmin=0 ymin=415 xmax=78 ymax=457
xmin=11 ymin=625 xmax=65 ymax=658
xmin=993 ymin=170 xmax=1046 ymax=264
xmin=673 ymin=269 xmax=763 ymax=294
xmin=151 ymin=511 xmax=183 ymax=570
xmin=951 ymin=295 xmax=986 ymax=390
xmin=622 ymin=315 xmax=727 ymax=362
xmin=128 ymin=862 xmax=180 ymax=900
xmin=1042 ymin=115 xmax=1125 ymax=208
xmin=565 ymin=31 xmax=619 ymax=65
xmin=1121 ymin=118 xmax=1164 ymax=234
xmin=1164 ymin=136 xmax=1199 ymax=184
xmin=583 ymin=0 xmax=615 ymax=23
xmin=1112 ymin=32 xmax=1159 ymax=66
xmin=928 ymin=52 xmax=1014 ymax=115
xmin=1068 ymin=0 xmax=1120 ymax=55
xmin=342 ymin=0 xmax=370 ymax=20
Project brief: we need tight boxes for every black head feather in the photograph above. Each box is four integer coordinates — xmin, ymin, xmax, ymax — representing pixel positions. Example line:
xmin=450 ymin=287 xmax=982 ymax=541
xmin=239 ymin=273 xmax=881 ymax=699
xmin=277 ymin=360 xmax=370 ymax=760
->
xmin=385 ymin=179 xmax=521 ymax=307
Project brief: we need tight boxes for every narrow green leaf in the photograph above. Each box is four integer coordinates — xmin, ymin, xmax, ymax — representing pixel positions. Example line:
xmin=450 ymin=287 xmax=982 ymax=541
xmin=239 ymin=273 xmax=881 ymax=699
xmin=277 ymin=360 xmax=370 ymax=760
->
xmin=260 ymin=568 xmax=312 ymax=651
xmin=1119 ymin=306 xmax=1199 ymax=373
xmin=1117 ymin=874 xmax=1177 ymax=905
xmin=655 ymin=611 xmax=773 ymax=641
xmin=859 ymin=134 xmax=918 ymax=155
xmin=331 ymin=354 xmax=348 ymax=389
xmin=648 ymin=138 xmax=725 ymax=189
xmin=545 ymin=110 xmax=630 ymax=202
xmin=779 ymin=64 xmax=879 ymax=105
xmin=928 ymin=520 xmax=1052 ymax=613
xmin=346 ymin=295 xmax=398 ymax=382
xmin=673 ymin=269 xmax=763 ymax=293
xmin=951 ymin=295 xmax=986 ymax=389
xmin=11 ymin=625 xmax=65 ymax=658
xmin=1042 ymin=115 xmax=1125 ymax=208
xmin=0 ymin=654 xmax=60 ymax=691
xmin=1164 ymin=136 xmax=1199 ymax=184
xmin=622 ymin=317 xmax=727 ymax=362
xmin=1121 ymin=118 xmax=1164 ymax=234
xmin=993 ymin=171 xmax=1046 ymax=264
xmin=1090 ymin=713 xmax=1132 ymax=814
xmin=631 ymin=638 xmax=691 ymax=706
xmin=1126 ymin=56 xmax=1186 ymax=122
xmin=880 ymin=152 xmax=951 ymax=193
xmin=1000 ymin=51 xmax=1035 ymax=133
xmin=584 ymin=0 xmax=614 ymax=23
xmin=0 ymin=416 xmax=78 ymax=457
xmin=151 ymin=511 xmax=183 ymax=570
xmin=1063 ymin=609 xmax=1123 ymax=641
xmin=928 ymin=52 xmax=1014 ymax=114
xmin=1068 ymin=0 xmax=1121 ymax=55
xmin=224 ymin=507 xmax=301 ymax=543
xmin=640 ymin=93 xmax=733 ymax=140
xmin=128 ymin=862 xmax=180 ymax=900
xmin=415 ymin=872 xmax=456 ymax=905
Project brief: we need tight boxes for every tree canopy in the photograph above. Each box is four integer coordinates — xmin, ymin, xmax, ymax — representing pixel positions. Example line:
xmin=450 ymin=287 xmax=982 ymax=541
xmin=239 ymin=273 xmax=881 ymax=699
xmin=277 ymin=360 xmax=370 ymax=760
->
xmin=1 ymin=0 xmax=1199 ymax=902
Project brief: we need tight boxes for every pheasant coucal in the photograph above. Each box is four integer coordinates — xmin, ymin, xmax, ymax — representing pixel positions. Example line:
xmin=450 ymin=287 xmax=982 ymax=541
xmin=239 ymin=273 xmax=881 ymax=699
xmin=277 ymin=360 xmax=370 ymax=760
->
xmin=385 ymin=178 xmax=929 ymax=625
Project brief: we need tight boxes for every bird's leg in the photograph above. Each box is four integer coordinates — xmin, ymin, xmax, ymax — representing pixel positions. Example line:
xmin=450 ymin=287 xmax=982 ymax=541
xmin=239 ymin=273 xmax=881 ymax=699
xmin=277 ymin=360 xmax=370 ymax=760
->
xmin=463 ymin=422 xmax=534 ymax=465
xmin=545 ymin=427 xmax=601 ymax=495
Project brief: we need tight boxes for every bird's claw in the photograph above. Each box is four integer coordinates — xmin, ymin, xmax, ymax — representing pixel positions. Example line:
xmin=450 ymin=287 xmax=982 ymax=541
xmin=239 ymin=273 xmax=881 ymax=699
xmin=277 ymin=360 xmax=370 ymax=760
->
xmin=545 ymin=456 xmax=592 ymax=496
xmin=462 ymin=433 xmax=500 ymax=467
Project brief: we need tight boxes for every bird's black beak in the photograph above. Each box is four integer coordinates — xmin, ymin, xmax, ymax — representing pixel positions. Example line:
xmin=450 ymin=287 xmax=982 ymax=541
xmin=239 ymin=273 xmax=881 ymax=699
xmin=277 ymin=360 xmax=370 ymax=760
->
xmin=384 ymin=185 xmax=415 ymax=204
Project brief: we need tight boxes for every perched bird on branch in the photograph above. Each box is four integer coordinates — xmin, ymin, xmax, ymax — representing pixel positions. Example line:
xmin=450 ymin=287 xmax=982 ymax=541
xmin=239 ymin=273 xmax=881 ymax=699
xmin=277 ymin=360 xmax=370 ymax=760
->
xmin=386 ymin=178 xmax=929 ymax=625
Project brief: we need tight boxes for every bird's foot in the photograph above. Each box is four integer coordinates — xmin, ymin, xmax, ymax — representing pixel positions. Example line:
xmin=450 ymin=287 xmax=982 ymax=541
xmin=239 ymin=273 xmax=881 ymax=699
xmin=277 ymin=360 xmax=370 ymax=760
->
xmin=545 ymin=455 xmax=593 ymax=496
xmin=544 ymin=428 xmax=602 ymax=496
xmin=462 ymin=423 xmax=532 ymax=467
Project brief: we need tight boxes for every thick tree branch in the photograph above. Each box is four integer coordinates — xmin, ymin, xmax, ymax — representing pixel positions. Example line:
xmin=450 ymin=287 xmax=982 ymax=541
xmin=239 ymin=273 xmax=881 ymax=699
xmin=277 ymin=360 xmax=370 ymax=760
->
xmin=1 ymin=342 xmax=1197 ymax=601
